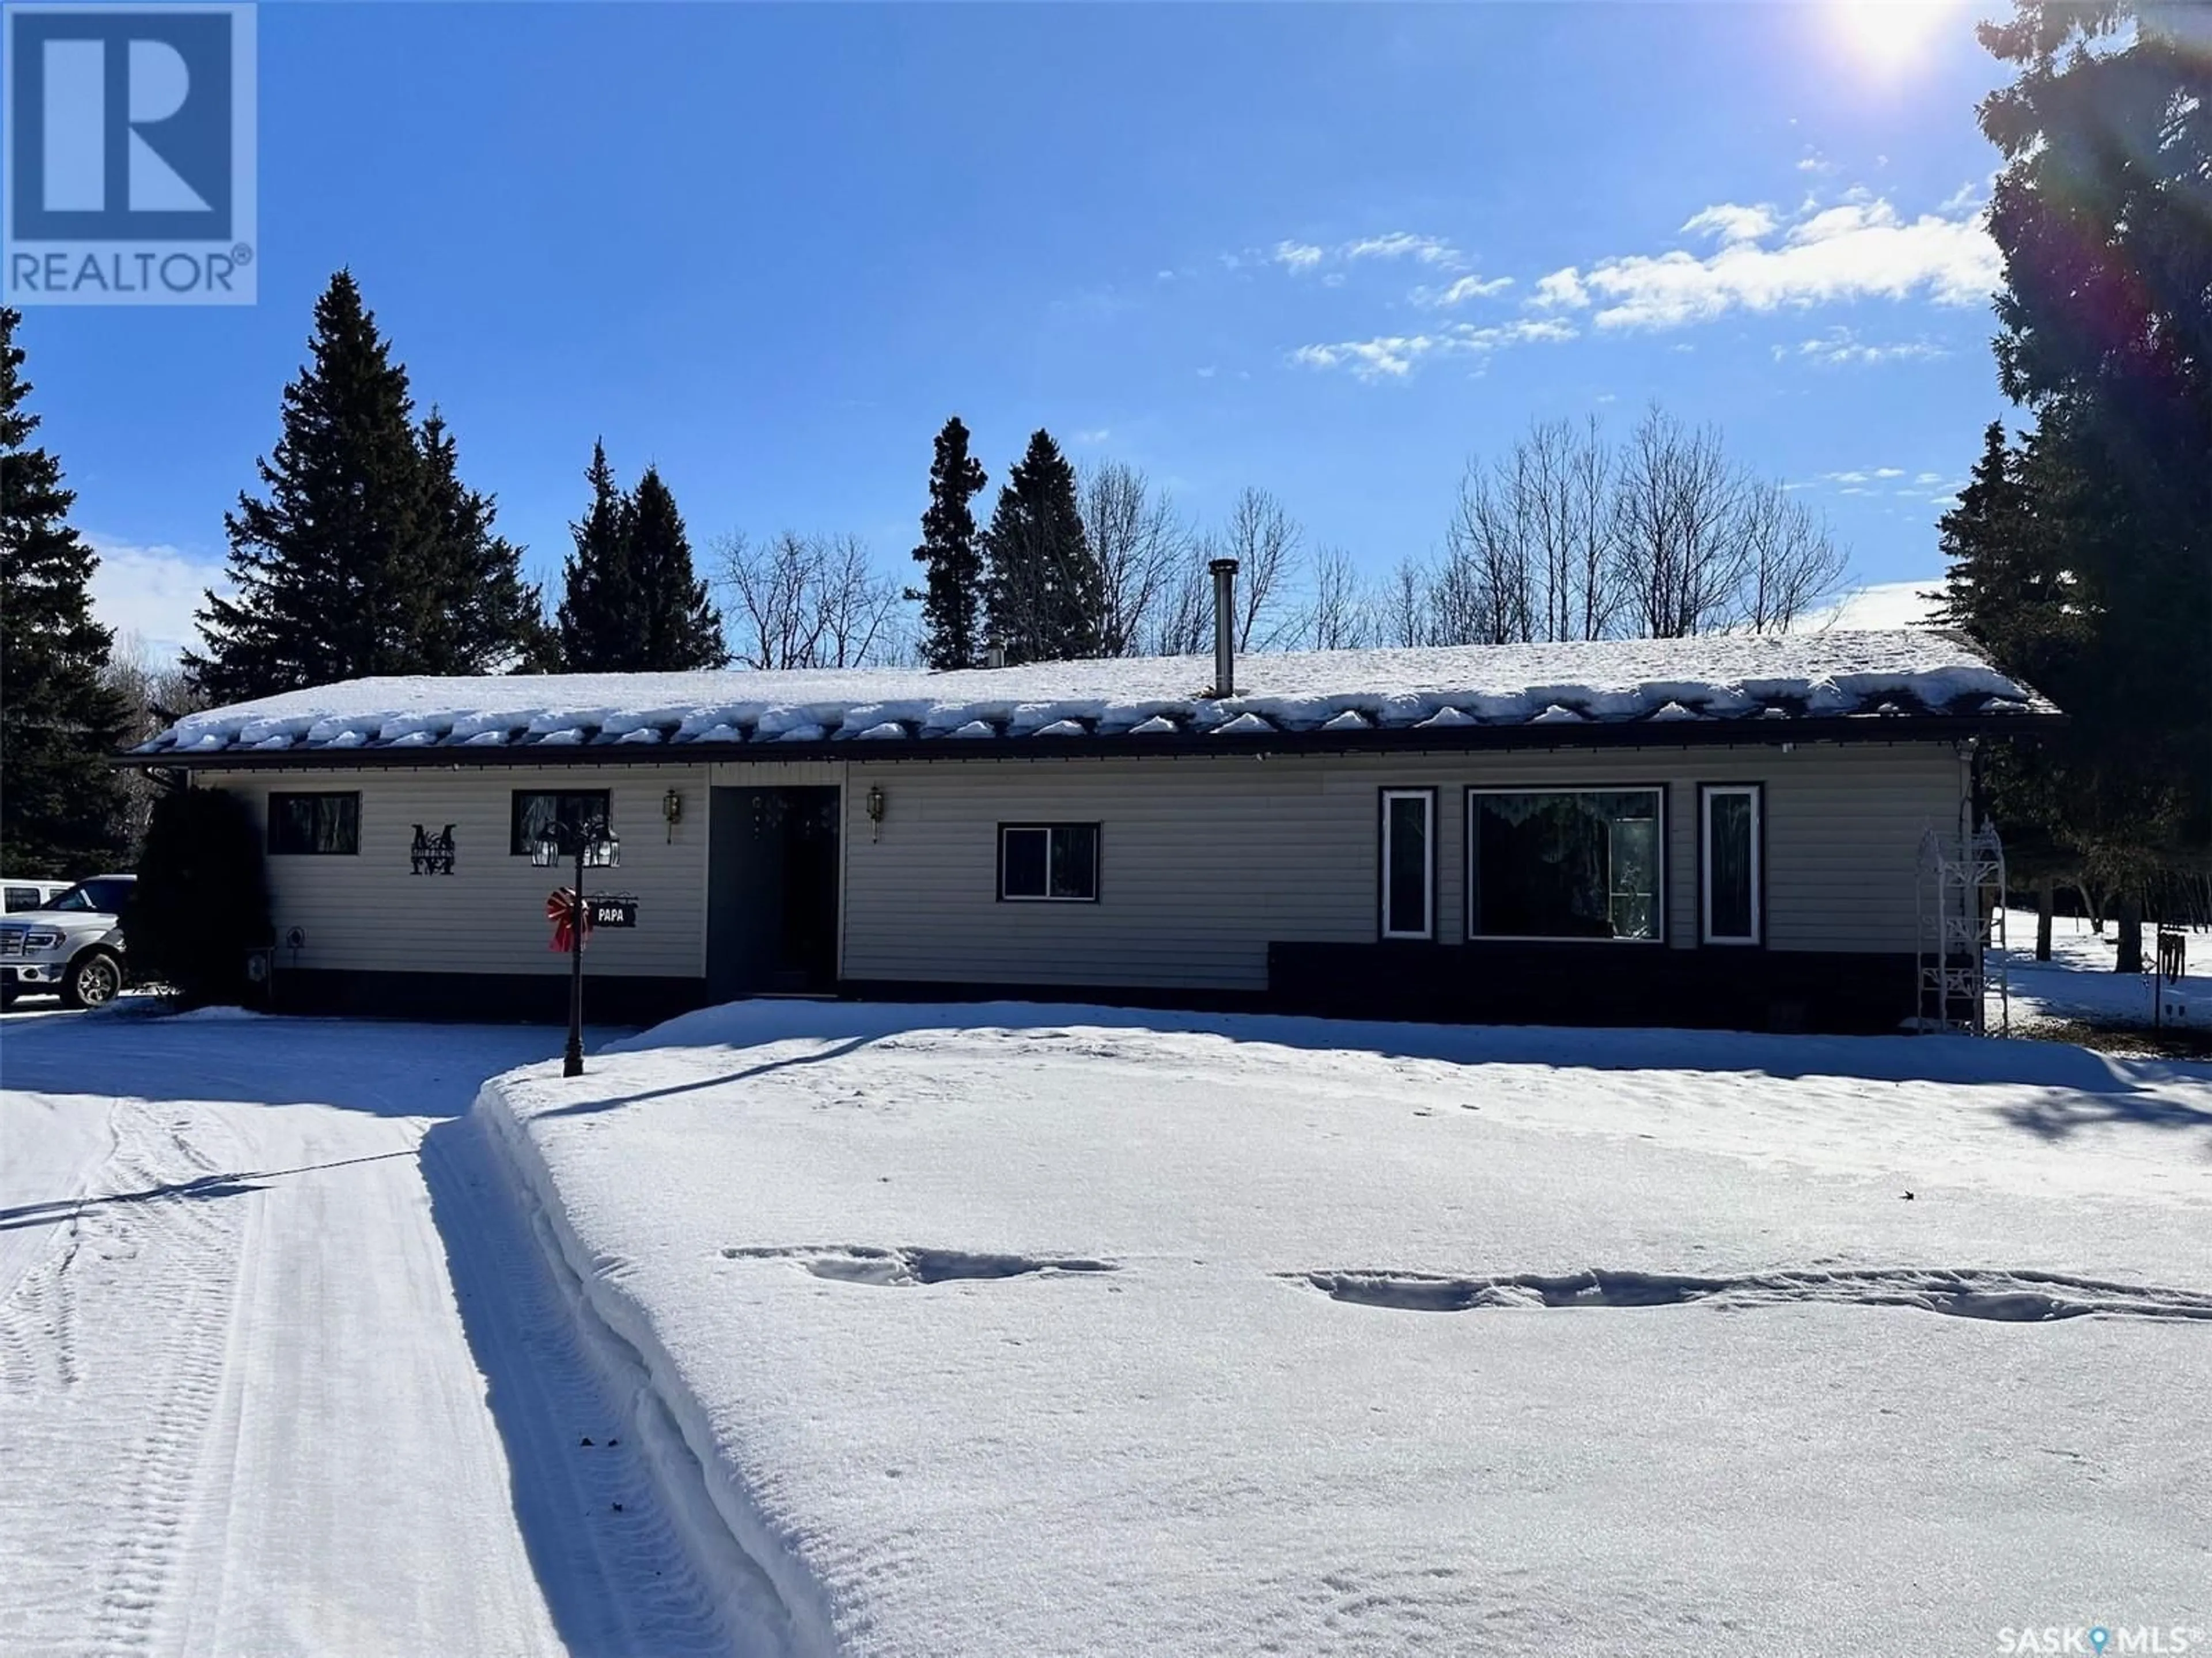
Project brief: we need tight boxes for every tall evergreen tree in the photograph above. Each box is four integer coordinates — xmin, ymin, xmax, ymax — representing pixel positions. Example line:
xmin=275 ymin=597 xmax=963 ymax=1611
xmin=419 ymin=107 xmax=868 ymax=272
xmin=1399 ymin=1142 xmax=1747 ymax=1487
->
xmin=909 ymin=416 xmax=988 ymax=669
xmin=1978 ymin=0 xmax=2212 ymax=834
xmin=555 ymin=440 xmax=637 ymax=671
xmin=1938 ymin=421 xmax=2085 ymax=951
xmin=626 ymin=465 xmax=726 ymax=669
xmin=188 ymin=271 xmax=539 ymax=699
xmin=980 ymin=429 xmax=1105 ymax=664
xmin=0 ymin=307 xmax=128 ymax=877
xmin=412 ymin=410 xmax=555 ymax=673
xmin=188 ymin=272 xmax=425 ymax=701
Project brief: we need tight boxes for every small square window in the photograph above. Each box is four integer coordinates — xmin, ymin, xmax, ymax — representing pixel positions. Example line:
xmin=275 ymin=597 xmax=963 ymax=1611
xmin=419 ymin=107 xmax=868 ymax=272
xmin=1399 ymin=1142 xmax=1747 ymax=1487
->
xmin=268 ymin=792 xmax=361 ymax=856
xmin=999 ymin=824 xmax=1100 ymax=902
xmin=512 ymin=790 xmax=612 ymax=856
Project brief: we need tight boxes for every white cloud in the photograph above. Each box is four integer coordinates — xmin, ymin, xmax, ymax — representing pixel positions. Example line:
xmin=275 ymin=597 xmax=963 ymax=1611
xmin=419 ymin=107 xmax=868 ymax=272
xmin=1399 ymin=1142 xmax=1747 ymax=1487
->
xmin=1531 ymin=268 xmax=1589 ymax=310
xmin=1342 ymin=232 xmax=1464 ymax=268
xmin=1263 ymin=231 xmax=1467 ymax=277
xmin=1414 ymin=274 xmax=1514 ymax=308
xmin=1291 ymin=335 xmax=1439 ymax=378
xmin=86 ymin=539 xmax=228 ymax=663
xmin=1291 ymin=318 xmax=1575 ymax=381
xmin=1914 ymin=471 xmax=1943 ymax=484
xmin=1681 ymin=203 xmax=1779 ymax=245
xmin=1791 ymin=326 xmax=1948 ymax=367
xmin=1797 ymin=150 xmax=1838 ymax=175
xmin=1072 ymin=428 xmax=1112 ymax=445
xmin=1533 ymin=193 xmax=1999 ymax=331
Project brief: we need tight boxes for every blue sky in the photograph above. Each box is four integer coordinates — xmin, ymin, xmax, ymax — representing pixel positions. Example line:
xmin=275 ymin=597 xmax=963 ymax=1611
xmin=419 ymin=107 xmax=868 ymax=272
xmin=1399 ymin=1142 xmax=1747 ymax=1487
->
xmin=18 ymin=1 xmax=2018 ymax=656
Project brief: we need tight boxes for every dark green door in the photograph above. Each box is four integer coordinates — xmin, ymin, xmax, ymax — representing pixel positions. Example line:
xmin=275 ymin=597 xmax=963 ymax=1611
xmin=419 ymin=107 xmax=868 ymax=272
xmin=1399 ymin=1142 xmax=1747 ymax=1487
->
xmin=706 ymin=786 xmax=840 ymax=998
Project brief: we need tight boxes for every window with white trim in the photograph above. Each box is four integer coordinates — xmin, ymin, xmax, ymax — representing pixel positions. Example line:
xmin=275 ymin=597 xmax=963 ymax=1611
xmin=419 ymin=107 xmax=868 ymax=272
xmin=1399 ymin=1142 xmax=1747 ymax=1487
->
xmin=1380 ymin=789 xmax=1434 ymax=940
xmin=998 ymin=823 xmax=1100 ymax=902
xmin=1467 ymin=788 xmax=1664 ymax=942
xmin=1700 ymin=784 xmax=1762 ymax=945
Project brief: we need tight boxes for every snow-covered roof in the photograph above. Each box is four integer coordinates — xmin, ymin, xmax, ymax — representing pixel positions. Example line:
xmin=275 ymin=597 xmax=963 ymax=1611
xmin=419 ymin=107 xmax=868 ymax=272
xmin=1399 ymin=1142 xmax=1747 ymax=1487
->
xmin=131 ymin=630 xmax=2055 ymax=763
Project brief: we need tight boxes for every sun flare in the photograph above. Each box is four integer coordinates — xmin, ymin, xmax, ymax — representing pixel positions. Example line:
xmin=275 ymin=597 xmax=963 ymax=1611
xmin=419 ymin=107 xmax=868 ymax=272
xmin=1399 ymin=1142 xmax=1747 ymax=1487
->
xmin=1828 ymin=0 xmax=1959 ymax=73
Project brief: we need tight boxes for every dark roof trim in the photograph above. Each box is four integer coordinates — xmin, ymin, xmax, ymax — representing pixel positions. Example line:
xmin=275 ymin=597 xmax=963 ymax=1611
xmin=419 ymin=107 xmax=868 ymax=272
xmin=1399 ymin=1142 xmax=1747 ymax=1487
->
xmin=112 ymin=712 xmax=2064 ymax=772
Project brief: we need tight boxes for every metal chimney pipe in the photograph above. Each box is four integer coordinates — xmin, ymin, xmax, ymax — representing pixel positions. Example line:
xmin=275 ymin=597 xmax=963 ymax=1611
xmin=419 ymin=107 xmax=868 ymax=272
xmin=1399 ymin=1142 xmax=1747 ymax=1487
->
xmin=1209 ymin=557 xmax=1240 ymax=699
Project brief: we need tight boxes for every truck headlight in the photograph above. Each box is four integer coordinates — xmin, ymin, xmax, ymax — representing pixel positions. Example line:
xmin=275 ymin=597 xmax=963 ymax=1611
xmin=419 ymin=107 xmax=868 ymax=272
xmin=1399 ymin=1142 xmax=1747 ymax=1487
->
xmin=21 ymin=929 xmax=63 ymax=951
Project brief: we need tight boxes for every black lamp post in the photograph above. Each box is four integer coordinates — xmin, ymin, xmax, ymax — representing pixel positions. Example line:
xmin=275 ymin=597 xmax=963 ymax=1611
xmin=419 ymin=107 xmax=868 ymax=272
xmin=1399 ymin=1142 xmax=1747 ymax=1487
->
xmin=532 ymin=812 xmax=620 ymax=1077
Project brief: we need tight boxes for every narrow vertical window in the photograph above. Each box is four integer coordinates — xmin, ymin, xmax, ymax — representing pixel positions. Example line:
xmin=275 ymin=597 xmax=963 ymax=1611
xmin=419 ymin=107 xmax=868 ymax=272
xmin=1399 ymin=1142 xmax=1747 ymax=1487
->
xmin=1700 ymin=784 xmax=1762 ymax=945
xmin=1380 ymin=789 xmax=1434 ymax=940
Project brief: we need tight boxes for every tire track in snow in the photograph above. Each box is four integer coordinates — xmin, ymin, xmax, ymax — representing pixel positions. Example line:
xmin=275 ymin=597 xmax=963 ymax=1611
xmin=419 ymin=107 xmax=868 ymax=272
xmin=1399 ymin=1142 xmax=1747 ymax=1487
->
xmin=422 ymin=1114 xmax=739 ymax=1657
xmin=0 ymin=1102 xmax=247 ymax=1657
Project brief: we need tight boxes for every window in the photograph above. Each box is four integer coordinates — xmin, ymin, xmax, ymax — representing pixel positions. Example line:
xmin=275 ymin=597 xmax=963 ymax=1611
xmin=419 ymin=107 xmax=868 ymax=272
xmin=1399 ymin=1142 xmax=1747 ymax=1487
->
xmin=269 ymin=792 xmax=361 ymax=855
xmin=998 ymin=823 xmax=1100 ymax=902
xmin=1468 ymin=788 xmax=1663 ymax=942
xmin=5 ymin=887 xmax=44 ymax=913
xmin=1700 ymin=784 xmax=1763 ymax=945
xmin=511 ymin=790 xmax=612 ymax=856
xmin=1380 ymin=789 xmax=1434 ymax=940
xmin=50 ymin=879 xmax=134 ymax=916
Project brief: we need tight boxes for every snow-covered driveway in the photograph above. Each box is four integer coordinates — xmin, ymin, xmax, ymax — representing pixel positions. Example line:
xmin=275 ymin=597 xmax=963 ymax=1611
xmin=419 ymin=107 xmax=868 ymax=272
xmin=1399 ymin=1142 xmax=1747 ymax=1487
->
xmin=0 ymin=1009 xmax=728 ymax=1658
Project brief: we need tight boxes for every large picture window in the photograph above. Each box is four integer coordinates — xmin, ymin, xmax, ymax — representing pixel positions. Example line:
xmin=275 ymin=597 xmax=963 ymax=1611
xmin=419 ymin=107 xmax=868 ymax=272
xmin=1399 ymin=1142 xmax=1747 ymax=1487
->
xmin=998 ymin=823 xmax=1100 ymax=902
xmin=1380 ymin=789 xmax=1434 ymax=940
xmin=510 ymin=790 xmax=612 ymax=856
xmin=268 ymin=792 xmax=361 ymax=856
xmin=1468 ymin=788 xmax=1663 ymax=942
xmin=1700 ymin=784 xmax=1763 ymax=945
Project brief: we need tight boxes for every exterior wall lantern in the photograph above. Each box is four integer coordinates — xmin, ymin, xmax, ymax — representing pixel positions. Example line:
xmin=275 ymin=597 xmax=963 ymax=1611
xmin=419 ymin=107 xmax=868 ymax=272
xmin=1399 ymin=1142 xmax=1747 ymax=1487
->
xmin=662 ymin=788 xmax=683 ymax=842
xmin=532 ymin=812 xmax=621 ymax=1078
xmin=865 ymin=784 xmax=886 ymax=843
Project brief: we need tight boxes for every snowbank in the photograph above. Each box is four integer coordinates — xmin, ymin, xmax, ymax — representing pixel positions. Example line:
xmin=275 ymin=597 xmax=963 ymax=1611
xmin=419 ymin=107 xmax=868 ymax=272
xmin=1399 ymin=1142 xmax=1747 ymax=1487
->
xmin=477 ymin=1002 xmax=2212 ymax=1657
xmin=141 ymin=630 xmax=2050 ymax=757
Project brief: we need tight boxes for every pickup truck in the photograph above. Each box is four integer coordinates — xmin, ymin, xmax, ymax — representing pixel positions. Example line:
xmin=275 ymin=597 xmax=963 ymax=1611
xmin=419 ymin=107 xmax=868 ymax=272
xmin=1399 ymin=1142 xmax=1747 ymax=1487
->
xmin=0 ymin=874 xmax=137 ymax=1009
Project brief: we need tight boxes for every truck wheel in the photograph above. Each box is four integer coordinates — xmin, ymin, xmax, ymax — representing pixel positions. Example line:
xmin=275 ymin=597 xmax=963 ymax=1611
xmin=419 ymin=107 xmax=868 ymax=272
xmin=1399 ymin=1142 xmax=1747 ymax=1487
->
xmin=62 ymin=949 xmax=122 ymax=1009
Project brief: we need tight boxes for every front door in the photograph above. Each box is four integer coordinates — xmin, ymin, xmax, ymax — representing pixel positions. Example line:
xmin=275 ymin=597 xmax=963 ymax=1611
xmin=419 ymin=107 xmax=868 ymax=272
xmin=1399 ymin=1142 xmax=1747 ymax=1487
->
xmin=706 ymin=786 xmax=841 ymax=998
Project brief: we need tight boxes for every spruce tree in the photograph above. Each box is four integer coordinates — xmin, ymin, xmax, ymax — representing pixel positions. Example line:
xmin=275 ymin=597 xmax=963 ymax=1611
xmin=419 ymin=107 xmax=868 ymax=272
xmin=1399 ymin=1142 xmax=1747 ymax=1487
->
xmin=910 ymin=415 xmax=988 ymax=669
xmin=412 ymin=410 xmax=555 ymax=673
xmin=1979 ymin=0 xmax=2212 ymax=854
xmin=626 ymin=465 xmax=726 ymax=669
xmin=555 ymin=440 xmax=638 ymax=670
xmin=0 ymin=307 xmax=128 ymax=877
xmin=980 ymin=429 xmax=1105 ymax=664
xmin=187 ymin=271 xmax=428 ymax=702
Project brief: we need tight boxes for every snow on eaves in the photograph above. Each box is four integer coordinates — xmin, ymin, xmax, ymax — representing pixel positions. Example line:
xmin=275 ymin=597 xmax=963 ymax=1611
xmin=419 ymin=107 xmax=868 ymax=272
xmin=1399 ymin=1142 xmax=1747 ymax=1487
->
xmin=134 ymin=631 xmax=2054 ymax=758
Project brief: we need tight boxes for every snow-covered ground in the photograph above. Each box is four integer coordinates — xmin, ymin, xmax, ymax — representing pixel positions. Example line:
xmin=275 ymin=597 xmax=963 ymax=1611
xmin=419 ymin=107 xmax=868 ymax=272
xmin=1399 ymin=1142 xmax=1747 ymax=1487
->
xmin=482 ymin=1001 xmax=2212 ymax=1658
xmin=1996 ymin=909 xmax=2209 ymax=1028
xmin=0 ymin=1008 xmax=733 ymax=1656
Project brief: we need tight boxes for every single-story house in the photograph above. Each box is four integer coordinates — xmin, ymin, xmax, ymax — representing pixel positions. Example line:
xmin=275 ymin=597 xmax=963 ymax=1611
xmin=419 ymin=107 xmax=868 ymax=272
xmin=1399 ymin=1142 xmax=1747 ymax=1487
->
xmin=119 ymin=627 xmax=2058 ymax=1034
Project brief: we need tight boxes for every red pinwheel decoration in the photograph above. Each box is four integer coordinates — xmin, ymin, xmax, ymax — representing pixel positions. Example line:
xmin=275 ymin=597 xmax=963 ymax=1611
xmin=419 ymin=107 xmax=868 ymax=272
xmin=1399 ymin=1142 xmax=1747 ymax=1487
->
xmin=547 ymin=887 xmax=593 ymax=953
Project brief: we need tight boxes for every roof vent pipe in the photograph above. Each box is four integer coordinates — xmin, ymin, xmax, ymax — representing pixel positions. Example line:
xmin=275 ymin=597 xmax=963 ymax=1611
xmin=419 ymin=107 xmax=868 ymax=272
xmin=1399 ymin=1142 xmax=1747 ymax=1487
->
xmin=1209 ymin=557 xmax=1240 ymax=699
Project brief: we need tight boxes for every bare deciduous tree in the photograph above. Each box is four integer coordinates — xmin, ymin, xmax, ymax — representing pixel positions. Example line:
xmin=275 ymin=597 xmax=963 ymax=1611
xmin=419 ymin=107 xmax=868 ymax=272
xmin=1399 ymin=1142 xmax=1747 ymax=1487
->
xmin=1214 ymin=486 xmax=1302 ymax=651
xmin=1078 ymin=461 xmax=1189 ymax=656
xmin=1736 ymin=480 xmax=1846 ymax=634
xmin=100 ymin=631 xmax=204 ymax=854
xmin=716 ymin=532 xmax=911 ymax=671
xmin=1300 ymin=545 xmax=1375 ymax=650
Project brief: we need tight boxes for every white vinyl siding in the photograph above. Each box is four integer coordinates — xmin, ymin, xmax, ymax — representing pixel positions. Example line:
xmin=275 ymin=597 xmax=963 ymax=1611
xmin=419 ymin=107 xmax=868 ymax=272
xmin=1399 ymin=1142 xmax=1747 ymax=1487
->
xmin=840 ymin=744 xmax=1964 ymax=991
xmin=198 ymin=764 xmax=718 ymax=980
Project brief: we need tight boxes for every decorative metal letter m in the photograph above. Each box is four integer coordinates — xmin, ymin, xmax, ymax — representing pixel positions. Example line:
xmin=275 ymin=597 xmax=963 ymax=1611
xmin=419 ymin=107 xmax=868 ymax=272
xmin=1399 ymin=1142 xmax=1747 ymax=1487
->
xmin=409 ymin=824 xmax=456 ymax=876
